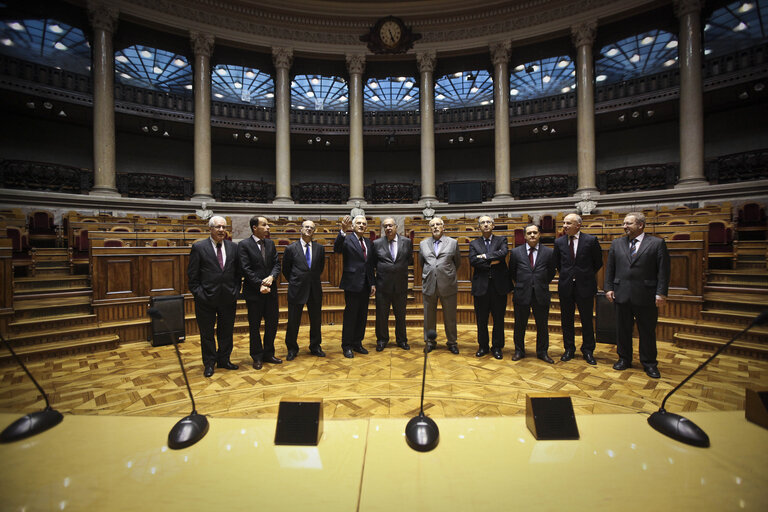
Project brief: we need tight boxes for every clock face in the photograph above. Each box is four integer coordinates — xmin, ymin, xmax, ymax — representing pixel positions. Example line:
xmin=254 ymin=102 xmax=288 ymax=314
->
xmin=379 ymin=20 xmax=402 ymax=48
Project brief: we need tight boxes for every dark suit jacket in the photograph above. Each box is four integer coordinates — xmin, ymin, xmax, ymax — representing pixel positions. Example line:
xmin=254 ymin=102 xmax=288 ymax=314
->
xmin=553 ymin=231 xmax=603 ymax=298
xmin=469 ymin=235 xmax=510 ymax=296
xmin=604 ymin=234 xmax=670 ymax=306
xmin=334 ymin=231 xmax=376 ymax=292
xmin=187 ymin=238 xmax=241 ymax=304
xmin=374 ymin=235 xmax=412 ymax=295
xmin=509 ymin=243 xmax=556 ymax=305
xmin=282 ymin=239 xmax=325 ymax=305
xmin=239 ymin=236 xmax=280 ymax=301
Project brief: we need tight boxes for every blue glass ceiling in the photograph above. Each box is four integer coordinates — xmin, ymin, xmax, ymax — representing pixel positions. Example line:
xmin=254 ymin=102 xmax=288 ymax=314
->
xmin=704 ymin=1 xmax=768 ymax=56
xmin=0 ymin=19 xmax=90 ymax=74
xmin=510 ymin=57 xmax=575 ymax=100
xmin=435 ymin=70 xmax=493 ymax=108
xmin=364 ymin=76 xmax=419 ymax=110
xmin=291 ymin=74 xmax=348 ymax=110
xmin=596 ymin=30 xmax=679 ymax=85
xmin=115 ymin=45 xmax=191 ymax=94
xmin=212 ymin=65 xmax=273 ymax=106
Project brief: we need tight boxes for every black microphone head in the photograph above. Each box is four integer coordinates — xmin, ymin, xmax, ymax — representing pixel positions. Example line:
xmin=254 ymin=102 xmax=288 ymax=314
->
xmin=147 ymin=307 xmax=163 ymax=319
xmin=753 ymin=310 xmax=768 ymax=326
xmin=426 ymin=330 xmax=437 ymax=342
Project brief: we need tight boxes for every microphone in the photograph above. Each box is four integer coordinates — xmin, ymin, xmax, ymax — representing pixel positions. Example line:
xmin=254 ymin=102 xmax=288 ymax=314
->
xmin=148 ymin=306 xmax=209 ymax=449
xmin=648 ymin=310 xmax=768 ymax=447
xmin=0 ymin=333 xmax=63 ymax=443
xmin=405 ymin=329 xmax=439 ymax=452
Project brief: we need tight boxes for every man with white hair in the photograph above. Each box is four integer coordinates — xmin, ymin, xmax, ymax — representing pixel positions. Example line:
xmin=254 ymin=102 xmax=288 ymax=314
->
xmin=187 ymin=215 xmax=241 ymax=377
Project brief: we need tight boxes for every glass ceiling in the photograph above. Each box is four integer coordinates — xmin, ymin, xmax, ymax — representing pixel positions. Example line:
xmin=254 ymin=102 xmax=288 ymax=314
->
xmin=0 ymin=2 xmax=765 ymax=109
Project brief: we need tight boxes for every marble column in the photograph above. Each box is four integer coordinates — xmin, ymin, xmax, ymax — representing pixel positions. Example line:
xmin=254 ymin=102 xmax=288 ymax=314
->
xmin=675 ymin=0 xmax=707 ymax=187
xmin=346 ymin=54 xmax=366 ymax=204
xmin=191 ymin=32 xmax=214 ymax=201
xmin=490 ymin=41 xmax=512 ymax=200
xmin=273 ymin=47 xmax=294 ymax=203
xmin=87 ymin=2 xmax=120 ymax=196
xmin=572 ymin=22 xmax=598 ymax=194
xmin=417 ymin=51 xmax=437 ymax=203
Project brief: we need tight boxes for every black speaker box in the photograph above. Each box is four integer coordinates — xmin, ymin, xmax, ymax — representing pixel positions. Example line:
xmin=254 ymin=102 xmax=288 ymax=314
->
xmin=526 ymin=394 xmax=580 ymax=440
xmin=275 ymin=398 xmax=323 ymax=446
xmin=149 ymin=295 xmax=185 ymax=346
xmin=595 ymin=292 xmax=616 ymax=344
xmin=745 ymin=387 xmax=768 ymax=430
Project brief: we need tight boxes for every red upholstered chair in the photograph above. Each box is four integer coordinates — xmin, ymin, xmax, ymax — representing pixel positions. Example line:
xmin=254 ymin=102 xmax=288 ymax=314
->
xmin=540 ymin=215 xmax=555 ymax=233
xmin=28 ymin=210 xmax=55 ymax=235
xmin=739 ymin=202 xmax=766 ymax=227
xmin=369 ymin=230 xmax=377 ymax=241
xmin=103 ymin=239 xmax=125 ymax=248
xmin=671 ymin=232 xmax=691 ymax=241
xmin=514 ymin=228 xmax=525 ymax=247
xmin=6 ymin=226 xmax=29 ymax=252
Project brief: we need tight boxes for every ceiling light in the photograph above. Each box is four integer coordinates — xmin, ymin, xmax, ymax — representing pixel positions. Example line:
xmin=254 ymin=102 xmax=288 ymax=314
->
xmin=214 ymin=93 xmax=224 ymax=98
xmin=398 ymin=76 xmax=406 ymax=81
xmin=162 ymin=131 xmax=169 ymax=137
xmin=632 ymin=111 xmax=640 ymax=118
xmin=739 ymin=91 xmax=749 ymax=100
xmin=515 ymin=64 xmax=525 ymax=72
xmin=733 ymin=22 xmax=748 ymax=32
xmin=558 ymin=60 xmax=569 ymax=68
xmin=43 ymin=102 xmax=53 ymax=109
xmin=606 ymin=48 xmax=619 ymax=57
xmin=185 ymin=84 xmax=193 ymax=90
xmin=550 ymin=128 xmax=556 ymax=134
xmin=370 ymin=82 xmax=378 ymax=89
xmin=641 ymin=36 xmax=655 ymax=45
xmin=140 ymin=50 xmax=152 ymax=58
xmin=244 ymin=133 xmax=251 ymax=139
xmin=338 ymin=95 xmax=347 ymax=101
xmin=49 ymin=24 xmax=63 ymax=34
xmin=596 ymin=74 xmax=607 ymax=82
xmin=120 ymin=73 xmax=132 ymax=79
xmin=325 ymin=141 xmax=331 ymax=146
xmin=405 ymin=81 xmax=413 ymax=88
xmin=470 ymin=87 xmax=478 ymax=93
xmin=142 ymin=126 xmax=149 ymax=132
xmin=371 ymin=96 xmax=380 ymax=101
xmin=561 ymin=86 xmax=571 ymax=93
xmin=291 ymin=81 xmax=296 ymax=88
xmin=116 ymin=56 xmax=129 ymax=63
xmin=542 ymin=75 xmax=551 ymax=83
xmin=217 ymin=68 xmax=227 ymax=75
xmin=25 ymin=101 xmax=35 ymax=109
xmin=618 ymin=114 xmax=625 ymax=122
xmin=403 ymin=95 xmax=412 ymax=101
xmin=54 ymin=42 xmax=68 ymax=51
xmin=454 ymin=72 xmax=462 ymax=78
xmin=232 ymin=133 xmax=238 ymax=139
xmin=306 ymin=91 xmax=313 ymax=97
xmin=173 ymin=59 xmax=186 ymax=67
xmin=704 ymin=48 xmax=712 ymax=55
xmin=666 ymin=40 xmax=678 ymax=49
xmin=8 ymin=22 xmax=24 ymax=31
xmin=630 ymin=54 xmax=640 ymax=63
xmin=664 ymin=59 xmax=676 ymax=67
xmin=738 ymin=3 xmax=754 ymax=13
xmin=266 ymin=93 xmax=274 ymax=98
xmin=704 ymin=23 xmax=711 ymax=31
xmin=245 ymin=71 xmax=255 ymax=78
xmin=234 ymin=82 xmax=242 ymax=89
xmin=153 ymin=66 xmax=162 ymax=74
xmin=311 ymin=77 xmax=320 ymax=85
xmin=646 ymin=110 xmax=655 ymax=117
xmin=151 ymin=125 xmax=158 ymax=132
xmin=307 ymin=138 xmax=313 ymax=144
xmin=436 ymin=94 xmax=445 ymax=100
xmin=542 ymin=125 xmax=548 ymax=131
xmin=2 ymin=38 xmax=13 ymax=46
xmin=481 ymin=100 xmax=490 ymax=105
xmin=297 ymin=105 xmax=305 ymax=109
xmin=510 ymin=88 xmax=519 ymax=96
xmin=754 ymin=83 xmax=765 ymax=92
xmin=532 ymin=127 xmax=539 ymax=134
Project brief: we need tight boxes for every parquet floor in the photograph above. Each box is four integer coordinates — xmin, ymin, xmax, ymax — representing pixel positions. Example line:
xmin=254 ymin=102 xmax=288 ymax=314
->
xmin=1 ymin=325 xmax=767 ymax=420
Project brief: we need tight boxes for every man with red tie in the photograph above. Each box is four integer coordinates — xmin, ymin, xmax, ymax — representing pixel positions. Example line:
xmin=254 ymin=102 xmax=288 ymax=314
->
xmin=334 ymin=215 xmax=377 ymax=358
xmin=187 ymin=215 xmax=241 ymax=377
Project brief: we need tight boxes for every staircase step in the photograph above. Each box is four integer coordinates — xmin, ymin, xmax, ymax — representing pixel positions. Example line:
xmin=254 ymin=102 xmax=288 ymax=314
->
xmin=0 ymin=334 xmax=120 ymax=365
xmin=673 ymin=332 xmax=768 ymax=359
xmin=9 ymin=312 xmax=98 ymax=328
xmin=13 ymin=294 xmax=92 ymax=311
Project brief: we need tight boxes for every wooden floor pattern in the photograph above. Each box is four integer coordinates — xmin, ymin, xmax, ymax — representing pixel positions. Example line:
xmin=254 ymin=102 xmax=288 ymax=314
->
xmin=1 ymin=325 xmax=767 ymax=420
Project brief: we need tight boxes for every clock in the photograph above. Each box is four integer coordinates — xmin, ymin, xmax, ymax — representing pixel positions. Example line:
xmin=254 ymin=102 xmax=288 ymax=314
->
xmin=361 ymin=16 xmax=421 ymax=54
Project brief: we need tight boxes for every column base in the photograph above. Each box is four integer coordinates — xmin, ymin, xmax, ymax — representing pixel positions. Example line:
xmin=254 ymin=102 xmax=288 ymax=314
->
xmin=419 ymin=196 xmax=437 ymax=204
xmin=575 ymin=187 xmax=599 ymax=196
xmin=273 ymin=197 xmax=295 ymax=204
xmin=491 ymin=193 xmax=513 ymax=202
xmin=347 ymin=198 xmax=367 ymax=205
xmin=89 ymin=187 xmax=121 ymax=197
xmin=191 ymin=194 xmax=214 ymax=201
xmin=675 ymin=178 xmax=708 ymax=189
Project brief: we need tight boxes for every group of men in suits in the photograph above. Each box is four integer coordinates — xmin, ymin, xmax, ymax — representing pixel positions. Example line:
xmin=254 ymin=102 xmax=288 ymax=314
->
xmin=187 ymin=211 xmax=670 ymax=380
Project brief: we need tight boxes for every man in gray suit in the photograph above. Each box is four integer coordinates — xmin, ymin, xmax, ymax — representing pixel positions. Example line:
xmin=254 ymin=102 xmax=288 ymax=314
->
xmin=605 ymin=212 xmax=670 ymax=379
xmin=374 ymin=217 xmax=413 ymax=351
xmin=420 ymin=217 xmax=462 ymax=354
xmin=509 ymin=224 xmax=557 ymax=363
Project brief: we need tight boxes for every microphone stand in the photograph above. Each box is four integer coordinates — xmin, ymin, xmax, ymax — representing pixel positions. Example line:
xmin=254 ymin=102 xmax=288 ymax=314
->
xmin=648 ymin=310 xmax=768 ymax=447
xmin=405 ymin=330 xmax=439 ymax=451
xmin=148 ymin=306 xmax=208 ymax=449
xmin=0 ymin=333 xmax=63 ymax=443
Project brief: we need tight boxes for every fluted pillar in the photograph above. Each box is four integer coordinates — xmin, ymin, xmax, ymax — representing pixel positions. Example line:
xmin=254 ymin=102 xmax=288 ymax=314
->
xmin=490 ymin=41 xmax=512 ymax=200
xmin=346 ymin=54 xmax=366 ymax=204
xmin=417 ymin=51 xmax=437 ymax=203
xmin=675 ymin=0 xmax=707 ymax=187
xmin=88 ymin=2 xmax=119 ymax=196
xmin=572 ymin=22 xmax=598 ymax=194
xmin=191 ymin=32 xmax=214 ymax=200
xmin=273 ymin=47 xmax=294 ymax=203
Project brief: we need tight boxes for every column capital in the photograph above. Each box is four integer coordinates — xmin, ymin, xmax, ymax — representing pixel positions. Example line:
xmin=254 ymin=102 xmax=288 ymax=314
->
xmin=571 ymin=21 xmax=597 ymax=48
xmin=87 ymin=1 xmax=118 ymax=33
xmin=190 ymin=32 xmax=215 ymax=57
xmin=345 ymin=53 xmax=365 ymax=75
xmin=674 ymin=0 xmax=704 ymax=18
xmin=489 ymin=41 xmax=511 ymax=66
xmin=272 ymin=47 xmax=294 ymax=70
xmin=416 ymin=50 xmax=436 ymax=73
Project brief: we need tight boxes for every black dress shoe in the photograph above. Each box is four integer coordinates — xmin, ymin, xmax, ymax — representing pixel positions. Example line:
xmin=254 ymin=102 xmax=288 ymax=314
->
xmin=252 ymin=359 xmax=263 ymax=370
xmin=491 ymin=348 xmax=503 ymax=360
xmin=286 ymin=351 xmax=298 ymax=361
xmin=218 ymin=361 xmax=239 ymax=370
xmin=376 ymin=342 xmax=386 ymax=352
xmin=612 ymin=359 xmax=632 ymax=371
xmin=537 ymin=353 xmax=555 ymax=364
xmin=397 ymin=342 xmax=410 ymax=350
xmin=353 ymin=345 xmax=369 ymax=355
xmin=643 ymin=364 xmax=661 ymax=379
xmin=511 ymin=351 xmax=525 ymax=361
xmin=475 ymin=348 xmax=490 ymax=357
xmin=560 ymin=349 xmax=575 ymax=362
xmin=582 ymin=352 xmax=597 ymax=365
xmin=203 ymin=365 xmax=214 ymax=377
xmin=448 ymin=345 xmax=459 ymax=355
xmin=343 ymin=348 xmax=354 ymax=358
xmin=264 ymin=355 xmax=283 ymax=364
xmin=310 ymin=347 xmax=326 ymax=357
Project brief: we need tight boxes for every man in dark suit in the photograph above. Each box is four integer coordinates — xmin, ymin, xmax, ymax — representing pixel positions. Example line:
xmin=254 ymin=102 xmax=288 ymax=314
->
xmin=374 ymin=217 xmax=413 ymax=351
xmin=239 ymin=216 xmax=282 ymax=370
xmin=187 ymin=215 xmax=241 ymax=377
xmin=282 ymin=220 xmax=326 ymax=360
xmin=509 ymin=224 xmax=557 ymax=363
xmin=553 ymin=213 xmax=603 ymax=365
xmin=605 ymin=211 xmax=670 ymax=379
xmin=334 ymin=214 xmax=376 ymax=358
xmin=469 ymin=215 xmax=509 ymax=359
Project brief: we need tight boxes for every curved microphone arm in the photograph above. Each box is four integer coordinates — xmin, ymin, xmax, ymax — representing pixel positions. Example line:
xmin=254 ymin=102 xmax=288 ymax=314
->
xmin=1 ymin=334 xmax=53 ymax=411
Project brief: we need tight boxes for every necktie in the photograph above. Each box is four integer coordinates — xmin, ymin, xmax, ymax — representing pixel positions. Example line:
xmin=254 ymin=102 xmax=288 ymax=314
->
xmin=216 ymin=242 xmax=224 ymax=269
xmin=485 ymin=238 xmax=491 ymax=254
xmin=529 ymin=246 xmax=535 ymax=268
xmin=569 ymin=235 xmax=575 ymax=260
xmin=258 ymin=240 xmax=265 ymax=260
xmin=305 ymin=242 xmax=311 ymax=267
xmin=630 ymin=238 xmax=638 ymax=258
xmin=434 ymin=239 xmax=440 ymax=255
xmin=359 ymin=237 xmax=367 ymax=259
xmin=390 ymin=239 xmax=396 ymax=260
